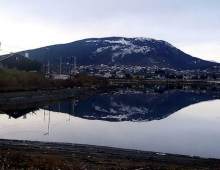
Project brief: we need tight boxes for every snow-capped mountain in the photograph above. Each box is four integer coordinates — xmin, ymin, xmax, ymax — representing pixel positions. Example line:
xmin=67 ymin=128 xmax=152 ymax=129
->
xmin=26 ymin=37 xmax=217 ymax=70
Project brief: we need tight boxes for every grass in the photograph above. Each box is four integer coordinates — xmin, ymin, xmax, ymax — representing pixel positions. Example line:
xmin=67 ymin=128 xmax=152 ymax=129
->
xmin=0 ymin=68 xmax=107 ymax=92
xmin=0 ymin=68 xmax=47 ymax=91
xmin=0 ymin=150 xmax=81 ymax=169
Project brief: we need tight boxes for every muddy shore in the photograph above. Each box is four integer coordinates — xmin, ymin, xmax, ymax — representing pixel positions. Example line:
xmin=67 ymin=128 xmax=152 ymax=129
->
xmin=0 ymin=139 xmax=219 ymax=169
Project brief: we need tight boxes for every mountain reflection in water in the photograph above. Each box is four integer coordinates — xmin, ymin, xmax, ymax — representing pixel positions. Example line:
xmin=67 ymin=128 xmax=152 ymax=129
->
xmin=1 ymin=87 xmax=220 ymax=159
xmin=1 ymin=86 xmax=220 ymax=122
xmin=68 ymin=88 xmax=220 ymax=122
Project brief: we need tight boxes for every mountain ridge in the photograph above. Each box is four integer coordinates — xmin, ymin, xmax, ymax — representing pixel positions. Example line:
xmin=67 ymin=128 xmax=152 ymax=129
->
xmin=23 ymin=37 xmax=218 ymax=70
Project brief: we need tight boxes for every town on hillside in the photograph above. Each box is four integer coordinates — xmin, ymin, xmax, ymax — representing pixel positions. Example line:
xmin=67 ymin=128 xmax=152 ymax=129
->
xmin=1 ymin=52 xmax=220 ymax=81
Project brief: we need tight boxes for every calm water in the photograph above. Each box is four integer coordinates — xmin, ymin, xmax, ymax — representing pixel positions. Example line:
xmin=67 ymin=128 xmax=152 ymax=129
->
xmin=1 ymin=87 xmax=220 ymax=159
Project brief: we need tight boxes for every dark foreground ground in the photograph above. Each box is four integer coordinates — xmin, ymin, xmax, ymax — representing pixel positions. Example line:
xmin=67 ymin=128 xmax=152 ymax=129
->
xmin=0 ymin=139 xmax=220 ymax=170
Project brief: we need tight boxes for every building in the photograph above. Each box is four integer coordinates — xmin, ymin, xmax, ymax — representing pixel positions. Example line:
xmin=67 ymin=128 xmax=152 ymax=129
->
xmin=0 ymin=53 xmax=42 ymax=71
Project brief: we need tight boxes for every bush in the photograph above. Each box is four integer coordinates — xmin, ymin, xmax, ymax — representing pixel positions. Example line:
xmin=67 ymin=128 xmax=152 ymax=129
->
xmin=0 ymin=68 xmax=107 ymax=92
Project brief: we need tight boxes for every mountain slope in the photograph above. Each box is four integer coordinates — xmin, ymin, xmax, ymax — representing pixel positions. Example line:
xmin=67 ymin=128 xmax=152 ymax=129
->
xmin=25 ymin=37 xmax=218 ymax=70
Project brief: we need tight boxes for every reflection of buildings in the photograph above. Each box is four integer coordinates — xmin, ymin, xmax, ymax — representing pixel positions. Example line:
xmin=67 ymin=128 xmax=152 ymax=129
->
xmin=1 ymin=88 xmax=220 ymax=122
xmin=8 ymin=114 xmax=27 ymax=119
xmin=0 ymin=99 xmax=78 ymax=120
xmin=41 ymin=89 xmax=220 ymax=122
xmin=1 ymin=108 xmax=39 ymax=119
xmin=44 ymin=99 xmax=78 ymax=116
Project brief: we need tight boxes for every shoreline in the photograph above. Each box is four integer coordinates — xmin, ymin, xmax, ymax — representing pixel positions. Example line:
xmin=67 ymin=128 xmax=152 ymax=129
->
xmin=0 ymin=139 xmax=219 ymax=169
xmin=1 ymin=78 xmax=220 ymax=105
xmin=1 ymin=86 xmax=220 ymax=169
xmin=108 ymin=78 xmax=220 ymax=87
xmin=0 ymin=87 xmax=108 ymax=105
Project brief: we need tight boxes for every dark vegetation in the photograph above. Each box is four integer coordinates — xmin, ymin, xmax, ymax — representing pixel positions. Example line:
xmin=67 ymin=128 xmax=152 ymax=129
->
xmin=0 ymin=68 xmax=107 ymax=92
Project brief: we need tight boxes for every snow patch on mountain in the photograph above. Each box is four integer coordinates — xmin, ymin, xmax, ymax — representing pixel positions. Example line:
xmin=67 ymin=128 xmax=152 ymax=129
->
xmin=93 ymin=38 xmax=152 ymax=62
xmin=104 ymin=38 xmax=133 ymax=45
xmin=101 ymin=114 xmax=129 ymax=121
xmin=134 ymin=37 xmax=154 ymax=42
xmin=96 ymin=46 xmax=111 ymax=53
xmin=78 ymin=37 xmax=217 ymax=69
xmin=114 ymin=103 xmax=148 ymax=115
xmin=110 ymin=108 xmax=117 ymax=114
xmin=94 ymin=106 xmax=108 ymax=113
xmin=100 ymin=104 xmax=149 ymax=121
xmin=112 ymin=45 xmax=151 ymax=56
xmin=91 ymin=93 xmax=150 ymax=121
xmin=85 ymin=40 xmax=99 ymax=43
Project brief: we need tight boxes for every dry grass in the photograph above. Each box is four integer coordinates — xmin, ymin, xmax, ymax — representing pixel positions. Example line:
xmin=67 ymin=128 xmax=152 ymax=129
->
xmin=0 ymin=68 xmax=107 ymax=92
xmin=0 ymin=150 xmax=82 ymax=170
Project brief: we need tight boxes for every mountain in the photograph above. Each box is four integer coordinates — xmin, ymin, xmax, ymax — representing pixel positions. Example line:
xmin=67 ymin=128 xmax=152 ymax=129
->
xmin=25 ymin=37 xmax=217 ymax=70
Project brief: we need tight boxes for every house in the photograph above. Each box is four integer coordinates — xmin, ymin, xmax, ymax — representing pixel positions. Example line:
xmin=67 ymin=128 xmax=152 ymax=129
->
xmin=0 ymin=53 xmax=42 ymax=71
xmin=103 ymin=72 xmax=112 ymax=78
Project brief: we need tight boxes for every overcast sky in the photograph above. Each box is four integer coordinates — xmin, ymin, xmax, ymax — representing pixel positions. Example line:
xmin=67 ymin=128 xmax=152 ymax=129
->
xmin=0 ymin=0 xmax=220 ymax=62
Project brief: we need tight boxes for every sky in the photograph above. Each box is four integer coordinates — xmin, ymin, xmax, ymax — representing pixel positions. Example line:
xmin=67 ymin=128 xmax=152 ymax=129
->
xmin=0 ymin=0 xmax=220 ymax=62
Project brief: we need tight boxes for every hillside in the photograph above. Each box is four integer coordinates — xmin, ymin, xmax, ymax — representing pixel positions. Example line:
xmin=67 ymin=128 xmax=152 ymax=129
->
xmin=23 ymin=37 xmax=218 ymax=70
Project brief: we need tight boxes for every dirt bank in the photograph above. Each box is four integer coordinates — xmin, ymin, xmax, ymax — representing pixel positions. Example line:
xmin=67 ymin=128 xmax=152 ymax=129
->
xmin=0 ymin=139 xmax=219 ymax=170
xmin=0 ymin=87 xmax=107 ymax=105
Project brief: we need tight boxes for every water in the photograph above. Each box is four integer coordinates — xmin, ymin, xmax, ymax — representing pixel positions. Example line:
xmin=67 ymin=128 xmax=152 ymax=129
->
xmin=1 ymin=87 xmax=220 ymax=159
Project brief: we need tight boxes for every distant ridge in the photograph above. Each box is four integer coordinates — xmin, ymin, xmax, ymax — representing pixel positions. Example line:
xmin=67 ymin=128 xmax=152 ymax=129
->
xmin=21 ymin=37 xmax=218 ymax=70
